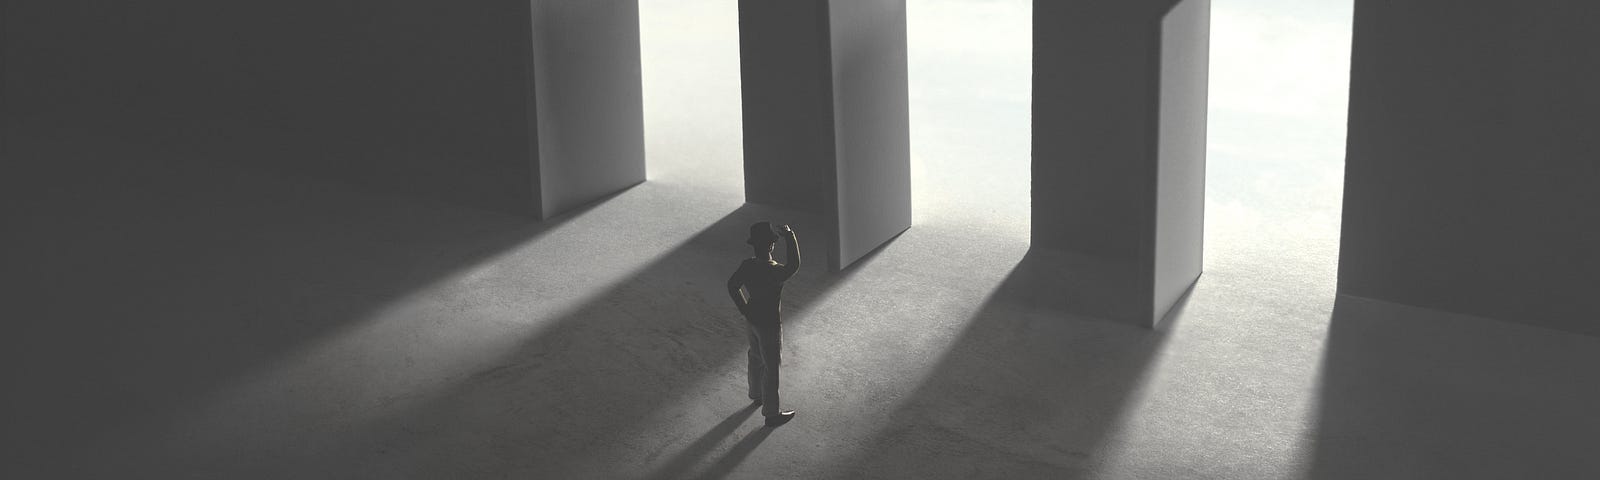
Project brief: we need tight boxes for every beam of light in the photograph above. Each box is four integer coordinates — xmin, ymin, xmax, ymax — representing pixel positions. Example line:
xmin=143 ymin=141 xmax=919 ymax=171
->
xmin=146 ymin=182 xmax=746 ymax=465
xmin=908 ymin=0 xmax=1032 ymax=236
xmin=1094 ymin=1 xmax=1353 ymax=476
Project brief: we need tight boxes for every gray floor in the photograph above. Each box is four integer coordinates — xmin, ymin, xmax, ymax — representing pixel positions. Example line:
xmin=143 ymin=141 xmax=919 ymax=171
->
xmin=12 ymin=1 xmax=1600 ymax=478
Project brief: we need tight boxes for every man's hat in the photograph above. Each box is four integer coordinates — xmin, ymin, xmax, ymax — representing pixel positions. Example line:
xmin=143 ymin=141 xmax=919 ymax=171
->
xmin=746 ymin=221 xmax=779 ymax=245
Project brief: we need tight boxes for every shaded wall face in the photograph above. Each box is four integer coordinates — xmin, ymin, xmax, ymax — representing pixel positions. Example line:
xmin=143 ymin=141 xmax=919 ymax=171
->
xmin=4 ymin=1 xmax=539 ymax=215
xmin=531 ymin=0 xmax=646 ymax=219
xmin=1031 ymin=0 xmax=1199 ymax=326
xmin=1031 ymin=2 xmax=1170 ymax=261
xmin=828 ymin=0 xmax=911 ymax=269
xmin=4 ymin=2 xmax=258 ymax=158
xmin=1339 ymin=0 xmax=1600 ymax=333
xmin=738 ymin=0 xmax=835 ymax=213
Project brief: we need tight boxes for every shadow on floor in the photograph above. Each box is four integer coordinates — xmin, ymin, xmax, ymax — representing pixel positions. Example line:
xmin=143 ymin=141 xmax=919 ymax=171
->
xmin=644 ymin=402 xmax=759 ymax=480
xmin=142 ymin=202 xmax=883 ymax=478
xmin=700 ymin=425 xmax=775 ymax=480
xmin=7 ymin=158 xmax=610 ymax=476
xmin=1304 ymin=295 xmax=1600 ymax=478
xmin=824 ymin=248 xmax=1186 ymax=478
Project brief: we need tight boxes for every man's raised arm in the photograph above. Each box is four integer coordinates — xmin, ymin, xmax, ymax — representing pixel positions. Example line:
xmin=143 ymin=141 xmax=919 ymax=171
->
xmin=779 ymin=225 xmax=800 ymax=281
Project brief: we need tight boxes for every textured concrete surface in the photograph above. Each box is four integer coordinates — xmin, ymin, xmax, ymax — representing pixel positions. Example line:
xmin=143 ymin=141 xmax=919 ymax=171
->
xmin=10 ymin=0 xmax=1600 ymax=478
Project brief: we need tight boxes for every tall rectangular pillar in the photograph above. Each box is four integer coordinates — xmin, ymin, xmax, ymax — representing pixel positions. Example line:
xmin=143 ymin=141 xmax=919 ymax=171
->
xmin=528 ymin=0 xmax=646 ymax=219
xmin=739 ymin=0 xmax=911 ymax=271
xmin=1339 ymin=0 xmax=1600 ymax=334
xmin=1032 ymin=0 xmax=1210 ymax=327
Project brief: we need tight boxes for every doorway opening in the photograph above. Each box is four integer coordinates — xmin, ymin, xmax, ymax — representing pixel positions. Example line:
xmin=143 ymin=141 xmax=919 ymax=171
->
xmin=906 ymin=1 xmax=1033 ymax=241
xmin=638 ymin=0 xmax=746 ymax=194
xmin=907 ymin=0 xmax=1353 ymax=322
xmin=1202 ymin=0 xmax=1353 ymax=293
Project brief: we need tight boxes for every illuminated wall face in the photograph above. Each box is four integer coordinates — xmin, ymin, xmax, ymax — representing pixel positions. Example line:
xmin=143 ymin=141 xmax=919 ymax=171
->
xmin=829 ymin=1 xmax=914 ymax=270
xmin=1153 ymin=0 xmax=1211 ymax=326
xmin=529 ymin=0 xmax=647 ymax=220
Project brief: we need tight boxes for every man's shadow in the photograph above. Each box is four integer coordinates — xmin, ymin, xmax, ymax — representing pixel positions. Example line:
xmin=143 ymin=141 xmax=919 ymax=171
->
xmin=643 ymin=402 xmax=778 ymax=480
xmin=643 ymin=403 xmax=760 ymax=480
xmin=699 ymin=426 xmax=775 ymax=480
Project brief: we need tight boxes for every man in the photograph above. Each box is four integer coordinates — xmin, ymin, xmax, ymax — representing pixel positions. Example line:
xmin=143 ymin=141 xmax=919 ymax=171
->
xmin=726 ymin=221 xmax=799 ymax=427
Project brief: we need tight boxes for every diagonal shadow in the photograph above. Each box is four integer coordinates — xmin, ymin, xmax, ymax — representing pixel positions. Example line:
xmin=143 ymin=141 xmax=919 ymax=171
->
xmin=145 ymin=202 xmax=885 ymax=478
xmin=698 ymin=426 xmax=775 ymax=480
xmin=643 ymin=402 xmax=758 ymax=480
xmin=339 ymin=203 xmax=874 ymax=478
xmin=825 ymin=247 xmax=1187 ymax=478
xmin=1304 ymin=295 xmax=1600 ymax=478
xmin=7 ymin=157 xmax=628 ymax=477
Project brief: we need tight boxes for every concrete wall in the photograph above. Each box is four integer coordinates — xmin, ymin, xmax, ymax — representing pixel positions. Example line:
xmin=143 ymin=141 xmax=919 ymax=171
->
xmin=3 ymin=1 xmax=642 ymax=218
xmin=738 ymin=0 xmax=835 ymax=213
xmin=1033 ymin=2 xmax=1164 ymax=264
xmin=828 ymin=0 xmax=912 ymax=269
xmin=1033 ymin=0 xmax=1206 ymax=326
xmin=738 ymin=0 xmax=910 ymax=270
xmin=1339 ymin=0 xmax=1600 ymax=334
xmin=237 ymin=1 xmax=542 ymax=215
xmin=530 ymin=0 xmax=646 ymax=219
xmin=1152 ymin=0 xmax=1210 ymax=323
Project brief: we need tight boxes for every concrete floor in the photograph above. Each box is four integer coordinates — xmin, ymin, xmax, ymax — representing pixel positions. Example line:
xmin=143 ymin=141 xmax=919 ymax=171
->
xmin=11 ymin=1 xmax=1600 ymax=478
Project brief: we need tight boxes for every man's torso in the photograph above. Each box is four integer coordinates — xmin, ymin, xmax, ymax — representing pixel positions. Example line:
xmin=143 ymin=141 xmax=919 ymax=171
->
xmin=738 ymin=258 xmax=788 ymax=317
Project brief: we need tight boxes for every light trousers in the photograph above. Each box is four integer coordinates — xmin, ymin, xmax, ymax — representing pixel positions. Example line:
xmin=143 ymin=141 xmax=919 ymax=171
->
xmin=746 ymin=319 xmax=782 ymax=417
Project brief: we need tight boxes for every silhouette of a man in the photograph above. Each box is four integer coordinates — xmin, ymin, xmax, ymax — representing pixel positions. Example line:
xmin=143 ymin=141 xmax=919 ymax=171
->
xmin=726 ymin=221 xmax=799 ymax=427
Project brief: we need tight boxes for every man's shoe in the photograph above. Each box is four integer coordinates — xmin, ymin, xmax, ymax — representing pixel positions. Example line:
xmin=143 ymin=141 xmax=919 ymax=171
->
xmin=764 ymin=410 xmax=796 ymax=428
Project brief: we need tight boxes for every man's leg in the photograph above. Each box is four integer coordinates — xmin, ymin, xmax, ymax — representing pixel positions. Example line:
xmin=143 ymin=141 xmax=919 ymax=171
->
xmin=747 ymin=324 xmax=762 ymax=402
xmin=752 ymin=321 xmax=783 ymax=417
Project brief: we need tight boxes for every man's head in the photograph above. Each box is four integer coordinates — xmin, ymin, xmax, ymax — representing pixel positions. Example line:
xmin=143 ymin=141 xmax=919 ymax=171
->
xmin=747 ymin=221 xmax=778 ymax=251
